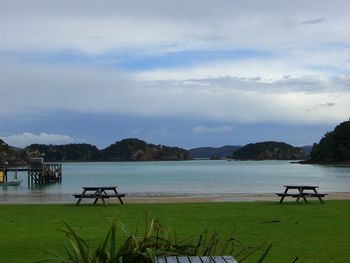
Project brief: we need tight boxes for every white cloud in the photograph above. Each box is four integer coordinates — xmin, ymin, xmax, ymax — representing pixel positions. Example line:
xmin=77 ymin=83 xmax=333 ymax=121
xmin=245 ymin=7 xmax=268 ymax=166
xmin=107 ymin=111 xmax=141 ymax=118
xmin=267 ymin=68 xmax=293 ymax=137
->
xmin=0 ymin=1 xmax=349 ymax=54
xmin=137 ymin=45 xmax=350 ymax=81
xmin=0 ymin=0 xmax=349 ymax=132
xmin=0 ymin=60 xmax=349 ymax=126
xmin=1 ymin=132 xmax=76 ymax=148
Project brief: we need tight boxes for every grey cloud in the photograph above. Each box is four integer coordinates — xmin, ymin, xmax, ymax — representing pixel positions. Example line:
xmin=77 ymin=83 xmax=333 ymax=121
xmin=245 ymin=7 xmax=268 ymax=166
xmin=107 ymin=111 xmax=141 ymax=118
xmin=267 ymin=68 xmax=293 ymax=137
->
xmin=88 ymin=35 xmax=103 ymax=40
xmin=1 ymin=59 xmax=349 ymax=125
xmin=306 ymin=102 xmax=337 ymax=113
xmin=333 ymin=75 xmax=350 ymax=91
xmin=320 ymin=102 xmax=336 ymax=107
xmin=188 ymin=75 xmax=337 ymax=94
xmin=0 ymin=1 xmax=349 ymax=54
xmin=301 ymin=17 xmax=327 ymax=25
xmin=192 ymin=126 xmax=234 ymax=134
xmin=0 ymin=1 xmax=344 ymax=20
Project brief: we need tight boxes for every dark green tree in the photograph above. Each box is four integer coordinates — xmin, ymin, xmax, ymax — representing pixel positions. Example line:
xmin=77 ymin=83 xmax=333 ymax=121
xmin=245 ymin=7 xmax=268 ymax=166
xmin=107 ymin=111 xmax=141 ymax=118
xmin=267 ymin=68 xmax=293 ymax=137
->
xmin=310 ymin=121 xmax=350 ymax=162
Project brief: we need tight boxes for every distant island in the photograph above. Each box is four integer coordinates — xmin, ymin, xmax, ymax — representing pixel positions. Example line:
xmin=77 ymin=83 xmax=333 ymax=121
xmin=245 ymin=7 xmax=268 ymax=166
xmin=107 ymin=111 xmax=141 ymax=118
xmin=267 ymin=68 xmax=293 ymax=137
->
xmin=189 ymin=144 xmax=311 ymax=160
xmin=0 ymin=138 xmax=191 ymax=163
xmin=305 ymin=120 xmax=350 ymax=164
xmin=5 ymin=121 xmax=350 ymax=163
xmin=232 ymin=141 xmax=306 ymax=160
xmin=1 ymin=137 xmax=312 ymax=163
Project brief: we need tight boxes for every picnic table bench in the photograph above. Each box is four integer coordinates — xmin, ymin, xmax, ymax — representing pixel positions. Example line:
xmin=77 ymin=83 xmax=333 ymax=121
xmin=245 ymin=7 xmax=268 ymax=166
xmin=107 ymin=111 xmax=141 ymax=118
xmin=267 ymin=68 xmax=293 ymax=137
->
xmin=73 ymin=186 xmax=126 ymax=206
xmin=276 ymin=185 xmax=327 ymax=204
xmin=155 ymin=256 xmax=237 ymax=263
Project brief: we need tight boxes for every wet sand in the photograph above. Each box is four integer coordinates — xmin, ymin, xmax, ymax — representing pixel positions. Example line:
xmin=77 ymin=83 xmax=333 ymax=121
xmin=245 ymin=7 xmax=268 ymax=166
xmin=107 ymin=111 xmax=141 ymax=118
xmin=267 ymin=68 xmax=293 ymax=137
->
xmin=1 ymin=192 xmax=350 ymax=204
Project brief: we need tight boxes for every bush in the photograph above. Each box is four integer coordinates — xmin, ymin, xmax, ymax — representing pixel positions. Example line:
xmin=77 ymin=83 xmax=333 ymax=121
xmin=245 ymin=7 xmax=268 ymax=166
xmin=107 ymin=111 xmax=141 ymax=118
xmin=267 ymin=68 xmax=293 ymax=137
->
xmin=45 ymin=216 xmax=271 ymax=263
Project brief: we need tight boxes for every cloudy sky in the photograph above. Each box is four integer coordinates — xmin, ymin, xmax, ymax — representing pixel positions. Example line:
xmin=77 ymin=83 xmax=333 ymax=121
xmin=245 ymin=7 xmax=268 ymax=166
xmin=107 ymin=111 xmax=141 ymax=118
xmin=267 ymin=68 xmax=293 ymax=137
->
xmin=0 ymin=0 xmax=349 ymax=149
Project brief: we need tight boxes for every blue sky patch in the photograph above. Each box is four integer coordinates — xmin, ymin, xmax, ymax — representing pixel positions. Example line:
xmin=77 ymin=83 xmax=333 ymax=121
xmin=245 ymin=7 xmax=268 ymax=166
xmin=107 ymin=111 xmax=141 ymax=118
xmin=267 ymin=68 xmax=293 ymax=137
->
xmin=5 ymin=48 xmax=272 ymax=71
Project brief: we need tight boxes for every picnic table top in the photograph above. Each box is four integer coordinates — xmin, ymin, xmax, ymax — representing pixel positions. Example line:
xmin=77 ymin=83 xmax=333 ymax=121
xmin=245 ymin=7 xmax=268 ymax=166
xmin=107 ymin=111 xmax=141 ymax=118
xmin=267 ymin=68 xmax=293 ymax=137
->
xmin=82 ymin=186 xmax=118 ymax=190
xmin=284 ymin=185 xmax=319 ymax=189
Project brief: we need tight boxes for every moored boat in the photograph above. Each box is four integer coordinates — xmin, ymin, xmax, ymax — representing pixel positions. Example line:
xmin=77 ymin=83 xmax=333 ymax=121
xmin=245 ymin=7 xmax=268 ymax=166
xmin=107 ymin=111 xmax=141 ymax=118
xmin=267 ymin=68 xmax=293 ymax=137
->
xmin=0 ymin=179 xmax=22 ymax=186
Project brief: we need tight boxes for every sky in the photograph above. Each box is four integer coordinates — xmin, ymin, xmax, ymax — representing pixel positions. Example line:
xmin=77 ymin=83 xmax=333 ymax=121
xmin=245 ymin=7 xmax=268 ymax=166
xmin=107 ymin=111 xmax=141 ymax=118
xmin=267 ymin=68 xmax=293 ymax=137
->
xmin=0 ymin=0 xmax=349 ymax=149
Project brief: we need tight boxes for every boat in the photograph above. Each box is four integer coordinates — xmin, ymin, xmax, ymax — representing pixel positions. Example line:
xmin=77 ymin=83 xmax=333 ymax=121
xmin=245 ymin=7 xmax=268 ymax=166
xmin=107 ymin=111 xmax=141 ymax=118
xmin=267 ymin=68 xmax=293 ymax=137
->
xmin=1 ymin=167 xmax=22 ymax=186
xmin=0 ymin=179 xmax=22 ymax=186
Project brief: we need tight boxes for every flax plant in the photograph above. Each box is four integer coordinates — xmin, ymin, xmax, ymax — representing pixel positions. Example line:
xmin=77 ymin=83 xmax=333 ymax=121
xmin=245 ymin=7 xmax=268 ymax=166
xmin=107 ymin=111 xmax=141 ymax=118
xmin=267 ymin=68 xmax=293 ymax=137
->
xmin=52 ymin=217 xmax=271 ymax=263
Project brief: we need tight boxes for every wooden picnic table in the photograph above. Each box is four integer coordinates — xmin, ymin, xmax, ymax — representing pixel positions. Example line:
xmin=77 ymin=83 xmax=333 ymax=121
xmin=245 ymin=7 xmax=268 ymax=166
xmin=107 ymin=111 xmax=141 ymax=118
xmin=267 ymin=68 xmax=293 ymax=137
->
xmin=73 ymin=186 xmax=126 ymax=206
xmin=276 ymin=185 xmax=327 ymax=204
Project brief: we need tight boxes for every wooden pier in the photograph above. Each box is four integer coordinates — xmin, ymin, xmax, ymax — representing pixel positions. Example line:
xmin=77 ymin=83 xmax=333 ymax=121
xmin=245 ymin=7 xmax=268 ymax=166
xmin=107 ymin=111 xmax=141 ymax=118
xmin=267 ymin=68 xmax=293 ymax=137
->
xmin=1 ymin=159 xmax=62 ymax=186
xmin=28 ymin=161 xmax=62 ymax=186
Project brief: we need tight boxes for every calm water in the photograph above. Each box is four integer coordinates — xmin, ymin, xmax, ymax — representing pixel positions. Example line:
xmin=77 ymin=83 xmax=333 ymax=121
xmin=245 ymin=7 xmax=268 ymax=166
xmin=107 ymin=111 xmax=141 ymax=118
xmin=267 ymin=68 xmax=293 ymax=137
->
xmin=1 ymin=160 xmax=350 ymax=202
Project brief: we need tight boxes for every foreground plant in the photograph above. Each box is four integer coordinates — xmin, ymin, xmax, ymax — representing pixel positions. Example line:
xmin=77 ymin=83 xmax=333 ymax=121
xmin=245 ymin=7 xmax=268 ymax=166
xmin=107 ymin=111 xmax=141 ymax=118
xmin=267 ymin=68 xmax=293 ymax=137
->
xmin=50 ymin=217 xmax=271 ymax=263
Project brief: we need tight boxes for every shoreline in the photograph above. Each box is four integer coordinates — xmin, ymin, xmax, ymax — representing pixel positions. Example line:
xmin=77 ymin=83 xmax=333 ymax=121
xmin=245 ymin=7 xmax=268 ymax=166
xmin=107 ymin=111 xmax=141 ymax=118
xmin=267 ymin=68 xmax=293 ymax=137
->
xmin=1 ymin=192 xmax=350 ymax=204
xmin=126 ymin=192 xmax=350 ymax=203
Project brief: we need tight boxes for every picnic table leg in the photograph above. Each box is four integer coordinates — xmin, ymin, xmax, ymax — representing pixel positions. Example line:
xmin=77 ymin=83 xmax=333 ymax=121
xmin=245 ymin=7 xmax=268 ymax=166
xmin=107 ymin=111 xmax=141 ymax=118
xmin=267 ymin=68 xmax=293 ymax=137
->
xmin=295 ymin=196 xmax=307 ymax=202
xmin=279 ymin=187 xmax=289 ymax=203
xmin=76 ymin=189 xmax=87 ymax=205
xmin=113 ymin=188 xmax=124 ymax=205
xmin=296 ymin=189 xmax=300 ymax=202
xmin=313 ymin=189 xmax=324 ymax=204
xmin=98 ymin=189 xmax=108 ymax=206
xmin=117 ymin=196 xmax=124 ymax=205
xmin=92 ymin=190 xmax=99 ymax=204
xmin=100 ymin=197 xmax=107 ymax=206
xmin=93 ymin=190 xmax=107 ymax=206
xmin=93 ymin=197 xmax=106 ymax=205
xmin=301 ymin=195 xmax=308 ymax=203
xmin=279 ymin=196 xmax=285 ymax=203
xmin=297 ymin=188 xmax=308 ymax=203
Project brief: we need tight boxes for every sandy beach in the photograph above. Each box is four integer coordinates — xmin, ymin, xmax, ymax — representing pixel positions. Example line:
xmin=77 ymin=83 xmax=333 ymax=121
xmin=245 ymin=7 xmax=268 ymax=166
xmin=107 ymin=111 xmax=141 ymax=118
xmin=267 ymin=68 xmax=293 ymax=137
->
xmin=125 ymin=192 xmax=350 ymax=203
xmin=1 ymin=192 xmax=350 ymax=204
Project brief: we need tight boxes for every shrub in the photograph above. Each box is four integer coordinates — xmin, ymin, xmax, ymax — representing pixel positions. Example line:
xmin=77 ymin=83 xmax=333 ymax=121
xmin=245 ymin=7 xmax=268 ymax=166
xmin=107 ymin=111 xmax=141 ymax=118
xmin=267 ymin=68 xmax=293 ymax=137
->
xmin=48 ymin=217 xmax=271 ymax=263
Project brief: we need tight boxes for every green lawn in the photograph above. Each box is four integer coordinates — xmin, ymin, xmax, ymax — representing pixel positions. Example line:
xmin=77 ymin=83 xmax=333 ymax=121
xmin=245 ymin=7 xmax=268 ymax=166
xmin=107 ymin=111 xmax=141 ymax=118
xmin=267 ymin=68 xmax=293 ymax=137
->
xmin=0 ymin=201 xmax=349 ymax=262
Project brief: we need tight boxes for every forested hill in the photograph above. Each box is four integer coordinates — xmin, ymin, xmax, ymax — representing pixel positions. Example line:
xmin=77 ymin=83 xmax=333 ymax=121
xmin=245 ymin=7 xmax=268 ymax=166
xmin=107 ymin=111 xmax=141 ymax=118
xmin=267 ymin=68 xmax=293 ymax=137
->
xmin=232 ymin=141 xmax=306 ymax=160
xmin=309 ymin=121 xmax=350 ymax=163
xmin=0 ymin=139 xmax=19 ymax=161
xmin=25 ymin=143 xmax=101 ymax=162
xmin=102 ymin=138 xmax=191 ymax=161
xmin=1 ymin=138 xmax=191 ymax=162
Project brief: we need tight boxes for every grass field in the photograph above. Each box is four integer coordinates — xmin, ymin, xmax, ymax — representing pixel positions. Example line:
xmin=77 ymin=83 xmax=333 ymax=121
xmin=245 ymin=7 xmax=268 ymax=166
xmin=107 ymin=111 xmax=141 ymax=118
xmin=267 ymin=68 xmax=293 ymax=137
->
xmin=0 ymin=200 xmax=349 ymax=262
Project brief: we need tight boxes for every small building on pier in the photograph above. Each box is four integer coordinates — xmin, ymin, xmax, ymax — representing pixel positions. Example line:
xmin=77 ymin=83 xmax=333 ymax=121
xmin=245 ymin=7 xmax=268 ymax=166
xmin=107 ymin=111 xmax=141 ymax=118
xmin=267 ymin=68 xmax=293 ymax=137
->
xmin=28 ymin=158 xmax=62 ymax=186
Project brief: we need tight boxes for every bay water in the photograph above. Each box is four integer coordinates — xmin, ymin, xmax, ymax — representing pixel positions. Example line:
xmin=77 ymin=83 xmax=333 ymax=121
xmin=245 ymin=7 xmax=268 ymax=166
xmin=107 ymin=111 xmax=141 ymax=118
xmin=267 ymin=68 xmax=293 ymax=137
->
xmin=1 ymin=160 xmax=350 ymax=202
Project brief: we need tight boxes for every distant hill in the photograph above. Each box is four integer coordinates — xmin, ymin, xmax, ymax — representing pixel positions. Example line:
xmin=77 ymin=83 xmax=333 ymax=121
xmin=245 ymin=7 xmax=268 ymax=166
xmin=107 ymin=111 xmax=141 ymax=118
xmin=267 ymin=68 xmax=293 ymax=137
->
xmin=188 ymin=145 xmax=241 ymax=159
xmin=22 ymin=138 xmax=190 ymax=162
xmin=25 ymin=143 xmax=101 ymax=162
xmin=233 ymin=141 xmax=306 ymax=160
xmin=102 ymin=138 xmax=191 ymax=161
xmin=0 ymin=138 xmax=191 ymax=163
xmin=309 ymin=121 xmax=350 ymax=163
xmin=301 ymin=145 xmax=313 ymax=157
xmin=0 ymin=139 xmax=20 ymax=163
